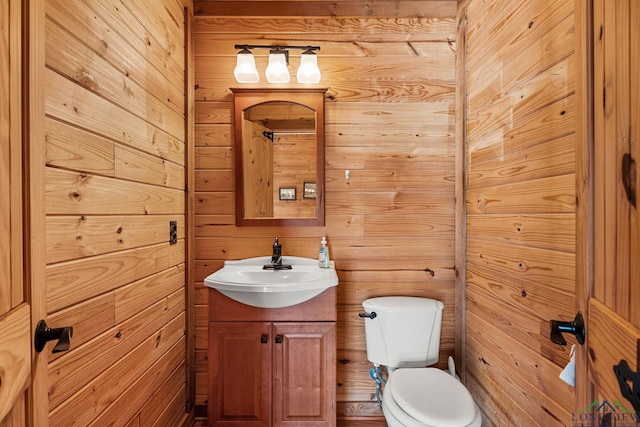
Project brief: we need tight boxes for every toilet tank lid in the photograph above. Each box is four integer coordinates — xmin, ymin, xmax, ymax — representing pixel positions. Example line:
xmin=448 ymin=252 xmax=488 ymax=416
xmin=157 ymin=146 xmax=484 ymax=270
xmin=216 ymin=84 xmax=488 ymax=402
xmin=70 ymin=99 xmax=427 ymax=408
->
xmin=362 ymin=296 xmax=444 ymax=313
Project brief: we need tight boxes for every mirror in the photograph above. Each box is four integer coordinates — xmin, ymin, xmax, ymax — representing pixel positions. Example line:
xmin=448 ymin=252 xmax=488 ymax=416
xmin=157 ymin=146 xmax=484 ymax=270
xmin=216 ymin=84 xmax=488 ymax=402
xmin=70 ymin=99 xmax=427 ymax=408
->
xmin=232 ymin=88 xmax=326 ymax=226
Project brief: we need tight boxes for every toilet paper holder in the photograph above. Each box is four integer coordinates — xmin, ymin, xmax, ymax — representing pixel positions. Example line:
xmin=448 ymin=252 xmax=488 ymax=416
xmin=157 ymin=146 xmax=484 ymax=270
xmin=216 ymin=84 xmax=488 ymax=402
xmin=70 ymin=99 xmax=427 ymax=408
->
xmin=550 ymin=313 xmax=585 ymax=346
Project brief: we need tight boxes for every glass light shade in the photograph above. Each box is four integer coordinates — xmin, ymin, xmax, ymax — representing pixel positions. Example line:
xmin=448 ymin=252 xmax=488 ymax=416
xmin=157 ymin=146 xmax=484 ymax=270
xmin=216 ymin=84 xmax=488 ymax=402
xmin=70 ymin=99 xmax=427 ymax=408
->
xmin=296 ymin=51 xmax=321 ymax=84
xmin=234 ymin=50 xmax=259 ymax=83
xmin=265 ymin=52 xmax=290 ymax=83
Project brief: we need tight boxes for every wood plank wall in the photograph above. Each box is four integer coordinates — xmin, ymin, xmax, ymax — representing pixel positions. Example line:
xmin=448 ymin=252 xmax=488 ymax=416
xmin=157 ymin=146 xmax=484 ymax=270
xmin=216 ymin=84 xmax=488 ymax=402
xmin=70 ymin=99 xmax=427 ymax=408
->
xmin=193 ymin=2 xmax=457 ymax=424
xmin=43 ymin=0 xmax=191 ymax=425
xmin=462 ymin=0 xmax=577 ymax=425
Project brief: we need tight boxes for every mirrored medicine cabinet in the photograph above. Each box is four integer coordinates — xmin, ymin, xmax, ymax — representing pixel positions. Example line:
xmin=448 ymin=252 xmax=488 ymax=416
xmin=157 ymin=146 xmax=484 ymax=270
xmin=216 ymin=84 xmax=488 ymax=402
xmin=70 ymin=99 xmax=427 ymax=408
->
xmin=232 ymin=88 xmax=326 ymax=226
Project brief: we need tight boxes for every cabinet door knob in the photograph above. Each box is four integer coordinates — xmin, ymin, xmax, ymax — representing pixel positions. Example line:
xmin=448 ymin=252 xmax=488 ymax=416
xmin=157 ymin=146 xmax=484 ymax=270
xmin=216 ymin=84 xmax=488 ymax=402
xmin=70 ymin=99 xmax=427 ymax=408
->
xmin=275 ymin=335 xmax=283 ymax=344
xmin=261 ymin=334 xmax=268 ymax=344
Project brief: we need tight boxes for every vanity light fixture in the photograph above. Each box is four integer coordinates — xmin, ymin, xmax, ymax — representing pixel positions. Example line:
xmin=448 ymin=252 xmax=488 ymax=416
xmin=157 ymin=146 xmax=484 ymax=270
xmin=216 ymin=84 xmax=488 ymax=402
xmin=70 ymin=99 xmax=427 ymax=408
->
xmin=233 ymin=46 xmax=260 ymax=83
xmin=265 ymin=47 xmax=290 ymax=83
xmin=233 ymin=44 xmax=321 ymax=84
xmin=297 ymin=47 xmax=321 ymax=84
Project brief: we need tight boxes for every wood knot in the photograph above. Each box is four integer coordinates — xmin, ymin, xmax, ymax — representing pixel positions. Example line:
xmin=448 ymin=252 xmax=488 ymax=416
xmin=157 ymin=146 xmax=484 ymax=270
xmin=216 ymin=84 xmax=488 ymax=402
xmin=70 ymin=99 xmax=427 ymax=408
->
xmin=78 ymin=70 xmax=98 ymax=90
xmin=475 ymin=195 xmax=487 ymax=210
xmin=622 ymin=153 xmax=637 ymax=207
xmin=123 ymin=82 xmax=135 ymax=98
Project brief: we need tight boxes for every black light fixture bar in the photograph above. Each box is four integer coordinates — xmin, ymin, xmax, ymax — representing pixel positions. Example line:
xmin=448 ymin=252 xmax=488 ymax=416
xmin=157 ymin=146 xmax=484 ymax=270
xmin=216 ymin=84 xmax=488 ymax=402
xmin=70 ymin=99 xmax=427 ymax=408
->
xmin=234 ymin=44 xmax=320 ymax=52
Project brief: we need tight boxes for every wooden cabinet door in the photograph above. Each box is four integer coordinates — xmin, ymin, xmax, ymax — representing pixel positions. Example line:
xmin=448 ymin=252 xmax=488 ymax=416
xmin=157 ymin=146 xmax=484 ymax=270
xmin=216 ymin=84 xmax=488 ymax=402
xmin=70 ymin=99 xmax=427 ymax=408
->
xmin=272 ymin=322 xmax=336 ymax=427
xmin=579 ymin=0 xmax=640 ymax=419
xmin=208 ymin=322 xmax=272 ymax=427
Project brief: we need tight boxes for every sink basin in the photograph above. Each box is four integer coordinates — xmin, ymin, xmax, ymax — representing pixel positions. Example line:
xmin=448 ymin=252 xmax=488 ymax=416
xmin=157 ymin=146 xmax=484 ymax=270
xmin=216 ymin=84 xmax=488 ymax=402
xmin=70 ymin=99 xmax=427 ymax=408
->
xmin=204 ymin=256 xmax=339 ymax=308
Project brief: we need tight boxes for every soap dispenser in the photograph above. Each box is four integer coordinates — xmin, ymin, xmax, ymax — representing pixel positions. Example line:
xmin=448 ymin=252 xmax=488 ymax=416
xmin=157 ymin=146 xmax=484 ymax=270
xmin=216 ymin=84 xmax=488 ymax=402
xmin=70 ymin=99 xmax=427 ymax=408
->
xmin=318 ymin=236 xmax=330 ymax=268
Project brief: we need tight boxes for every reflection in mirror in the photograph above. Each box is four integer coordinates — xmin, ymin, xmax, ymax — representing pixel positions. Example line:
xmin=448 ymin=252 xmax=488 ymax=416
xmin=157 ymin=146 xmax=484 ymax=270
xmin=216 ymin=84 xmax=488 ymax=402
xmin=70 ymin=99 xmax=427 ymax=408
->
xmin=243 ymin=102 xmax=315 ymax=218
xmin=232 ymin=89 xmax=326 ymax=226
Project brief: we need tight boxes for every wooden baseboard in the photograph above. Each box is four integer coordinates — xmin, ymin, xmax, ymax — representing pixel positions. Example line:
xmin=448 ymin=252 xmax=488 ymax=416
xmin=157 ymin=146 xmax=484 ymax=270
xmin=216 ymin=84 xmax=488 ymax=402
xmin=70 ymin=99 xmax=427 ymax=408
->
xmin=337 ymin=416 xmax=387 ymax=427
xmin=191 ymin=414 xmax=387 ymax=426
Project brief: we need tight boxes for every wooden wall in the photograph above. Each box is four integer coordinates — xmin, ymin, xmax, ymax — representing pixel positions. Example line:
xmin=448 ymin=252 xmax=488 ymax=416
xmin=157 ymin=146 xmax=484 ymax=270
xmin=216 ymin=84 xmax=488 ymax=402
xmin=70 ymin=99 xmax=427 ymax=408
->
xmin=193 ymin=2 xmax=458 ymax=424
xmin=272 ymin=132 xmax=317 ymax=218
xmin=462 ymin=0 xmax=577 ymax=425
xmin=42 ymin=0 xmax=191 ymax=425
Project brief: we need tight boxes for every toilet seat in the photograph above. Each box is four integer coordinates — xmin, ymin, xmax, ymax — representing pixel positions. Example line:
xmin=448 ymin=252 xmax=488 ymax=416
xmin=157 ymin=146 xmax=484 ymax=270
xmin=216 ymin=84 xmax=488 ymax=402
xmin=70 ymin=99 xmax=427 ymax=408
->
xmin=385 ymin=368 xmax=479 ymax=427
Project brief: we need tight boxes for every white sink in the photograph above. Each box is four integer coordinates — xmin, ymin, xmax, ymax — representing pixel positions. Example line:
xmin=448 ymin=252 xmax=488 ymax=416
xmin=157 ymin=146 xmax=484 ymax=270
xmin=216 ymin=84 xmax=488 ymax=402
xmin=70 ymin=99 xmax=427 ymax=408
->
xmin=204 ymin=256 xmax=339 ymax=308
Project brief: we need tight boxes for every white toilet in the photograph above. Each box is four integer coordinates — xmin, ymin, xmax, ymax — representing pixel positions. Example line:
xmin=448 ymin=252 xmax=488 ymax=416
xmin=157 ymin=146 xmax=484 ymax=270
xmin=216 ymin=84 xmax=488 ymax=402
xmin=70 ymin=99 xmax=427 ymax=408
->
xmin=361 ymin=296 xmax=481 ymax=427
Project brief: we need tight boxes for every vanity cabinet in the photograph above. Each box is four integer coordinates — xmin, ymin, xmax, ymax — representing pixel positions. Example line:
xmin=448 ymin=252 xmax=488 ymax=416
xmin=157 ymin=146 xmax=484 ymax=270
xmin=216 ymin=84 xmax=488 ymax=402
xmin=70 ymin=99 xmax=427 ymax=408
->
xmin=208 ymin=288 xmax=337 ymax=427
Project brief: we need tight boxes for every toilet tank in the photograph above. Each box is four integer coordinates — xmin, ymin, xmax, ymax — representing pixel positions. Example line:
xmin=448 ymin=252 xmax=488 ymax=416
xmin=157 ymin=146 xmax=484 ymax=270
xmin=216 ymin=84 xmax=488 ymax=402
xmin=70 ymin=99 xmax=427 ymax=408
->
xmin=362 ymin=296 xmax=444 ymax=368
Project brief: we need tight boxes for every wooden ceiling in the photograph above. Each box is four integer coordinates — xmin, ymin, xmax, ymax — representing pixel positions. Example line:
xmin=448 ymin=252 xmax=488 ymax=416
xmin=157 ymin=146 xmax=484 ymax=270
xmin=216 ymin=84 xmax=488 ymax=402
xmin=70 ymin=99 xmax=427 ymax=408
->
xmin=194 ymin=0 xmax=457 ymax=17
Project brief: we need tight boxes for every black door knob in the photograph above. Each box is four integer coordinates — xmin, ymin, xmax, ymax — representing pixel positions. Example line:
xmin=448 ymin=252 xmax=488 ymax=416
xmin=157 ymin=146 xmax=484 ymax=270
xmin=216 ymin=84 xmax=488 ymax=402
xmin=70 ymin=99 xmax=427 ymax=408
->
xmin=34 ymin=319 xmax=73 ymax=353
xmin=550 ymin=313 xmax=585 ymax=346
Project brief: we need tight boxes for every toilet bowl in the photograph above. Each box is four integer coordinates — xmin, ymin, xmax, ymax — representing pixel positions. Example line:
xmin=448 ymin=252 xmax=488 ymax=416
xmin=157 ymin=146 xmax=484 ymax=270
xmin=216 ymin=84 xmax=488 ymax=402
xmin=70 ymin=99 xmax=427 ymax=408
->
xmin=360 ymin=296 xmax=481 ymax=427
xmin=382 ymin=368 xmax=481 ymax=427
